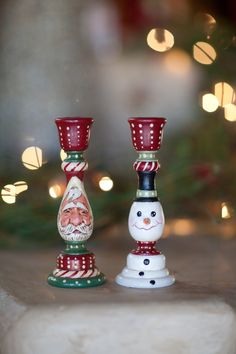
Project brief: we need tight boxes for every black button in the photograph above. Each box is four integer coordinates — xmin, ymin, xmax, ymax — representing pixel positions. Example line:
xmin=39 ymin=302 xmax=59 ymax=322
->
xmin=150 ymin=280 xmax=156 ymax=285
xmin=139 ymin=271 xmax=144 ymax=276
xmin=143 ymin=259 xmax=150 ymax=265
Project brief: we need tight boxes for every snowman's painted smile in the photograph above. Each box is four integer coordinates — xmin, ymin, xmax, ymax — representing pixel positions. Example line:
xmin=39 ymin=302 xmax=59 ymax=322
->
xmin=133 ymin=222 xmax=161 ymax=231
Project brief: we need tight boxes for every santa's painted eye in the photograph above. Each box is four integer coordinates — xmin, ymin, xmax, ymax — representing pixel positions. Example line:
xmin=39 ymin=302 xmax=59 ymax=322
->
xmin=137 ymin=211 xmax=142 ymax=217
xmin=151 ymin=211 xmax=156 ymax=217
xmin=80 ymin=210 xmax=88 ymax=215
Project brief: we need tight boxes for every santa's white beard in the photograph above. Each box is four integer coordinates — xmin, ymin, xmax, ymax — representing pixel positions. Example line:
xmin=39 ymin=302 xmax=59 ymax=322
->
xmin=58 ymin=222 xmax=93 ymax=241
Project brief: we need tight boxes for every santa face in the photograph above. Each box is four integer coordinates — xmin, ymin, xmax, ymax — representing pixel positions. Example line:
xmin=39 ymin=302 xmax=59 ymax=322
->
xmin=128 ymin=201 xmax=165 ymax=242
xmin=58 ymin=177 xmax=93 ymax=242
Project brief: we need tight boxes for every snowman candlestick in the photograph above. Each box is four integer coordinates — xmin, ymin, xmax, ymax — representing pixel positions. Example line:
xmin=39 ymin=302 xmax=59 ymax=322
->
xmin=116 ymin=117 xmax=175 ymax=288
xmin=48 ymin=117 xmax=105 ymax=288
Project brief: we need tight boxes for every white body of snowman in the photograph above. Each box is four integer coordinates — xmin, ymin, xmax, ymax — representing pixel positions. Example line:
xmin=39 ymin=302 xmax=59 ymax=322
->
xmin=115 ymin=200 xmax=175 ymax=288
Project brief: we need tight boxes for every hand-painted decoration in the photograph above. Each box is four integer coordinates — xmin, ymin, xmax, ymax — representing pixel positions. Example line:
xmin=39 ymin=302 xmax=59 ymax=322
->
xmin=58 ymin=177 xmax=93 ymax=242
xmin=48 ymin=117 xmax=105 ymax=288
xmin=116 ymin=117 xmax=175 ymax=288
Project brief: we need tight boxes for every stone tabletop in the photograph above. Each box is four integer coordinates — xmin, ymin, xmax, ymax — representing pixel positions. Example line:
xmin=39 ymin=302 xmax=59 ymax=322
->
xmin=1 ymin=225 xmax=236 ymax=354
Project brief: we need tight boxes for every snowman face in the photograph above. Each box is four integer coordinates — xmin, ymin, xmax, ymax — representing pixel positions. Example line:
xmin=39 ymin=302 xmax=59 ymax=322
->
xmin=128 ymin=201 xmax=165 ymax=242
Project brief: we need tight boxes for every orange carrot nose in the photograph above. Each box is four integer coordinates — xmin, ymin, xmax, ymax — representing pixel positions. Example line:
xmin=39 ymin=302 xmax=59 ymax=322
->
xmin=143 ymin=218 xmax=151 ymax=225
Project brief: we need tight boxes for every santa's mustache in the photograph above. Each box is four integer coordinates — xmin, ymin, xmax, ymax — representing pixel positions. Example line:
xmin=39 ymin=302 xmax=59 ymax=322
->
xmin=59 ymin=222 xmax=92 ymax=236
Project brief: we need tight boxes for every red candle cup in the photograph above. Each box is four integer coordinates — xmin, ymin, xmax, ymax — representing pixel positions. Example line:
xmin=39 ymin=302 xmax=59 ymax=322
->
xmin=128 ymin=117 xmax=166 ymax=151
xmin=55 ymin=117 xmax=94 ymax=151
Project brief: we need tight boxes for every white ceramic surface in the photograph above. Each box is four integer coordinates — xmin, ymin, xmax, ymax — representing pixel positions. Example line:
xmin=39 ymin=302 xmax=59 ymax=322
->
xmin=128 ymin=201 xmax=164 ymax=242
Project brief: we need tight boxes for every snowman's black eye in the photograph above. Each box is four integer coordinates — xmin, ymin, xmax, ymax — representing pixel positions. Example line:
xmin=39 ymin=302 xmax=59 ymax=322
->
xmin=151 ymin=211 xmax=156 ymax=217
xmin=137 ymin=211 xmax=142 ymax=217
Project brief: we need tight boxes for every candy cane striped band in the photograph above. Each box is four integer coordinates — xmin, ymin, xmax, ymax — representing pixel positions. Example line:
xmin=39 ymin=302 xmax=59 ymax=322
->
xmin=53 ymin=268 xmax=99 ymax=279
xmin=133 ymin=161 xmax=160 ymax=172
xmin=61 ymin=161 xmax=88 ymax=172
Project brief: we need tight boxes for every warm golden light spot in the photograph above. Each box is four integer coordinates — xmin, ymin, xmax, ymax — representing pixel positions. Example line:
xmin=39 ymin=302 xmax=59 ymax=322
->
xmin=204 ymin=13 xmax=216 ymax=26
xmin=195 ymin=13 xmax=216 ymax=38
xmin=1 ymin=184 xmax=16 ymax=204
xmin=14 ymin=181 xmax=28 ymax=195
xmin=49 ymin=184 xmax=62 ymax=199
xmin=224 ymin=104 xmax=236 ymax=122
xmin=60 ymin=149 xmax=67 ymax=161
xmin=202 ymin=93 xmax=219 ymax=112
xmin=99 ymin=176 xmax=114 ymax=191
xmin=147 ymin=28 xmax=174 ymax=52
xmin=193 ymin=41 xmax=216 ymax=64
xmin=221 ymin=202 xmax=231 ymax=219
xmin=214 ymin=82 xmax=235 ymax=107
xmin=163 ymin=49 xmax=192 ymax=75
xmin=22 ymin=146 xmax=43 ymax=170
xmin=172 ymin=219 xmax=196 ymax=236
xmin=162 ymin=223 xmax=171 ymax=238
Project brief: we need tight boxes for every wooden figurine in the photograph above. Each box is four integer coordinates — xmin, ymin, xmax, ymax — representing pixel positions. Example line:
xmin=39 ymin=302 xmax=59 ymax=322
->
xmin=48 ymin=117 xmax=105 ymax=288
xmin=116 ymin=117 xmax=175 ymax=288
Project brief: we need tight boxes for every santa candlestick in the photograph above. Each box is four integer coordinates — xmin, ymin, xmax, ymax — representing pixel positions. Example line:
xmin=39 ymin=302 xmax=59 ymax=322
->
xmin=116 ymin=117 xmax=175 ymax=288
xmin=48 ymin=117 xmax=105 ymax=288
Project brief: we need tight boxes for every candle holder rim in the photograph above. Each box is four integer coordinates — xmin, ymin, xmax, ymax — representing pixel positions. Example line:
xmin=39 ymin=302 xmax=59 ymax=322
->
xmin=128 ymin=117 xmax=167 ymax=124
xmin=55 ymin=117 xmax=94 ymax=125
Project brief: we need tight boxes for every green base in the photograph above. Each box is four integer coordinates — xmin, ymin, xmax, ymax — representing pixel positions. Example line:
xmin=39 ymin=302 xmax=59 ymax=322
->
xmin=47 ymin=273 xmax=106 ymax=288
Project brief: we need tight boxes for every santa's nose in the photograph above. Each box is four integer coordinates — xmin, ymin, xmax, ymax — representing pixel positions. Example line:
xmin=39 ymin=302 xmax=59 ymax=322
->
xmin=70 ymin=208 xmax=82 ymax=226
xmin=143 ymin=217 xmax=151 ymax=225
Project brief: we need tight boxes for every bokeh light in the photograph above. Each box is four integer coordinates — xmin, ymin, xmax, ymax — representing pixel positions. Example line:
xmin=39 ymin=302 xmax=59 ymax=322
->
xmin=195 ymin=13 xmax=216 ymax=39
xmin=60 ymin=149 xmax=67 ymax=161
xmin=221 ymin=202 xmax=231 ymax=219
xmin=214 ymin=82 xmax=235 ymax=107
xmin=203 ymin=13 xmax=217 ymax=37
xmin=14 ymin=181 xmax=28 ymax=195
xmin=49 ymin=184 xmax=62 ymax=198
xmin=193 ymin=41 xmax=216 ymax=64
xmin=1 ymin=184 xmax=16 ymax=204
xmin=99 ymin=176 xmax=114 ymax=191
xmin=224 ymin=104 xmax=236 ymax=122
xmin=147 ymin=28 xmax=174 ymax=52
xmin=163 ymin=49 xmax=192 ymax=75
xmin=202 ymin=93 xmax=219 ymax=112
xmin=172 ymin=219 xmax=196 ymax=236
xmin=22 ymin=146 xmax=43 ymax=170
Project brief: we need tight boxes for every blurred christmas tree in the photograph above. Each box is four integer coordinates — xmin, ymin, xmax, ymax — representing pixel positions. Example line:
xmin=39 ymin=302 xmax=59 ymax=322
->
xmin=0 ymin=1 xmax=236 ymax=247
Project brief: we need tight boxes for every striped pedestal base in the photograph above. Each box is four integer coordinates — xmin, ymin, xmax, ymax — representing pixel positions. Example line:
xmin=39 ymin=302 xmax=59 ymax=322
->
xmin=48 ymin=273 xmax=105 ymax=288
xmin=47 ymin=242 xmax=105 ymax=288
